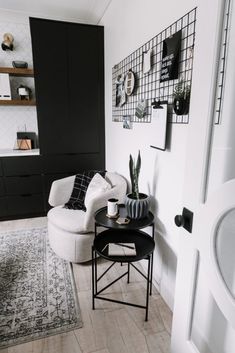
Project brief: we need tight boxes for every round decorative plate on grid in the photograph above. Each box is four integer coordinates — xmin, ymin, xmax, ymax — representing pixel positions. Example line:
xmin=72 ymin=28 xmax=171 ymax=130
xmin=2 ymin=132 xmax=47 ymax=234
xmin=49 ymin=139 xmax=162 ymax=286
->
xmin=124 ymin=70 xmax=135 ymax=96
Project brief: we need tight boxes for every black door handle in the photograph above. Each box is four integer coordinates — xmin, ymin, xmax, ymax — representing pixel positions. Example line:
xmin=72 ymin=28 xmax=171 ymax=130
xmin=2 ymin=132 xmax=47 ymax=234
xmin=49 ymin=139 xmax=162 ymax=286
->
xmin=174 ymin=214 xmax=184 ymax=227
xmin=174 ymin=207 xmax=193 ymax=233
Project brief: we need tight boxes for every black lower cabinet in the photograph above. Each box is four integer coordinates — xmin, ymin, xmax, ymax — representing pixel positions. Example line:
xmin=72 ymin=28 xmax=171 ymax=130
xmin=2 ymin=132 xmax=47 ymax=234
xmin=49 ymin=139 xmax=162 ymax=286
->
xmin=44 ymin=173 xmax=71 ymax=194
xmin=0 ymin=152 xmax=105 ymax=220
xmin=0 ymin=178 xmax=4 ymax=196
xmin=5 ymin=175 xmax=43 ymax=195
xmin=2 ymin=156 xmax=42 ymax=176
xmin=7 ymin=194 xmax=44 ymax=216
xmin=0 ymin=156 xmax=45 ymax=221
xmin=0 ymin=197 xmax=8 ymax=218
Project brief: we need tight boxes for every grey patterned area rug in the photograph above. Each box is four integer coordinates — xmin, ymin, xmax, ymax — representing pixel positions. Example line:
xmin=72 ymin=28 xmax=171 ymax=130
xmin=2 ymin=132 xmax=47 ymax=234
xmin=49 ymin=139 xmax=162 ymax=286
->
xmin=0 ymin=227 xmax=82 ymax=349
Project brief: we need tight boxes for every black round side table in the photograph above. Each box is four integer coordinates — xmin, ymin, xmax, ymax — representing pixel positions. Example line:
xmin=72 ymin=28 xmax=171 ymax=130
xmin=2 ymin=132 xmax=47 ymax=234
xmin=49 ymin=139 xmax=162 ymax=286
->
xmin=92 ymin=204 xmax=155 ymax=321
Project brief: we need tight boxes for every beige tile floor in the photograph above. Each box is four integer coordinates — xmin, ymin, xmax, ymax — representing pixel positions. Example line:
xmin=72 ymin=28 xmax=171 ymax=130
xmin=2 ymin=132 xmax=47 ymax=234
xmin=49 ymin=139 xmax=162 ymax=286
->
xmin=0 ymin=217 xmax=172 ymax=353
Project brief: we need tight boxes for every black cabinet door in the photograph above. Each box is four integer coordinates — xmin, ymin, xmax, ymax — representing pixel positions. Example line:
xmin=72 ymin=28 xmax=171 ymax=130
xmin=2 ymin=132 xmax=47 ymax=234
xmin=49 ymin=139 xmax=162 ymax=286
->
xmin=67 ymin=24 xmax=104 ymax=155
xmin=42 ymin=153 xmax=103 ymax=174
xmin=7 ymin=194 xmax=44 ymax=216
xmin=30 ymin=18 xmax=105 ymax=165
xmin=30 ymin=18 xmax=69 ymax=155
xmin=0 ymin=197 xmax=8 ymax=218
xmin=0 ymin=159 xmax=3 ymax=176
xmin=0 ymin=178 xmax=5 ymax=196
xmin=5 ymin=175 xmax=43 ymax=195
xmin=2 ymin=156 xmax=42 ymax=176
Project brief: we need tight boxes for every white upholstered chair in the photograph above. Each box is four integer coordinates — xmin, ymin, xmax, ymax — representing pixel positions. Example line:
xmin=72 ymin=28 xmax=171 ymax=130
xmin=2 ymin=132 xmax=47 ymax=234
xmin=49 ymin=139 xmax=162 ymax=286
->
xmin=47 ymin=172 xmax=127 ymax=263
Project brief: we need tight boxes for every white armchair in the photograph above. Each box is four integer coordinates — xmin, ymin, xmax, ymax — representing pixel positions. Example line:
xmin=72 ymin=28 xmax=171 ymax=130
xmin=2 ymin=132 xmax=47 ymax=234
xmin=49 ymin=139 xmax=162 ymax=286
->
xmin=47 ymin=172 xmax=127 ymax=263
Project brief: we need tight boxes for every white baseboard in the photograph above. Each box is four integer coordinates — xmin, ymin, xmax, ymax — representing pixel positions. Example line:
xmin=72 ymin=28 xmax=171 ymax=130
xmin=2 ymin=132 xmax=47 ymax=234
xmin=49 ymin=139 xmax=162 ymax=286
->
xmin=140 ymin=259 xmax=174 ymax=311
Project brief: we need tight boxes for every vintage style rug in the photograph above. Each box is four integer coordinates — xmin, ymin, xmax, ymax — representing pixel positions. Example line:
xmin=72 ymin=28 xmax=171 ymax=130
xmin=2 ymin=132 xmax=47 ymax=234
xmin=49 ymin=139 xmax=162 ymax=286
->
xmin=0 ymin=227 xmax=82 ymax=349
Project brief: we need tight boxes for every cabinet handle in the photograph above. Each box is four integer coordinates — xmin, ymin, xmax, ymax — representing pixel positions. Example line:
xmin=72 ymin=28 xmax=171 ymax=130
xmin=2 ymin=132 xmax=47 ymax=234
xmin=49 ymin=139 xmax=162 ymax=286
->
xmin=21 ymin=193 xmax=32 ymax=197
xmin=20 ymin=175 xmax=30 ymax=178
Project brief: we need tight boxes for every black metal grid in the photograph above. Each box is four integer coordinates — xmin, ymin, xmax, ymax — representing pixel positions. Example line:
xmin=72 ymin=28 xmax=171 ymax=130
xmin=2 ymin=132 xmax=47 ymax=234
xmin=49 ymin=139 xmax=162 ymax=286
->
xmin=112 ymin=7 xmax=197 ymax=124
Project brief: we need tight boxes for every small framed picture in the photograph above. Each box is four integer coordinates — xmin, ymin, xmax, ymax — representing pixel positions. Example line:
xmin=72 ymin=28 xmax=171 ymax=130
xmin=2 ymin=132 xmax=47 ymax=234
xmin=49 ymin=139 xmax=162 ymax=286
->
xmin=115 ymin=74 xmax=125 ymax=107
xmin=135 ymin=99 xmax=147 ymax=119
xmin=142 ymin=49 xmax=152 ymax=74
xmin=123 ymin=115 xmax=132 ymax=129
xmin=124 ymin=70 xmax=135 ymax=96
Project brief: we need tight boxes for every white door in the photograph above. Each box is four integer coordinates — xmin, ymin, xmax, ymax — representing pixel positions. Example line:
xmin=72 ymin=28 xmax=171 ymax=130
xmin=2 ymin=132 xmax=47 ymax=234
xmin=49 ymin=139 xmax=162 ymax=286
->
xmin=171 ymin=0 xmax=235 ymax=352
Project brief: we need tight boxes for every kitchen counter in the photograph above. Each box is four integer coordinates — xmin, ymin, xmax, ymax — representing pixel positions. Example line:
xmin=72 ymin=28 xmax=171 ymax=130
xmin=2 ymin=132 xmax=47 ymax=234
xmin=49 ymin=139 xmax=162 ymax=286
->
xmin=0 ymin=148 xmax=40 ymax=157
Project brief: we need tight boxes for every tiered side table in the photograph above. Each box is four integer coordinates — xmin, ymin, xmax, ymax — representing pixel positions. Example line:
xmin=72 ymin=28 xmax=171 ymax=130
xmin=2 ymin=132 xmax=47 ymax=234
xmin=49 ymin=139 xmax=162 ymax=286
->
xmin=92 ymin=204 xmax=155 ymax=321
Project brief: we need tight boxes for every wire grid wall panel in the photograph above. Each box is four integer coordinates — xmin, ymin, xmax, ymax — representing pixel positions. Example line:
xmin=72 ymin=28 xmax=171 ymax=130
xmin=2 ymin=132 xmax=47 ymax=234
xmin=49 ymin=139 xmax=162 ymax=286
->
xmin=214 ymin=0 xmax=231 ymax=125
xmin=112 ymin=7 xmax=197 ymax=124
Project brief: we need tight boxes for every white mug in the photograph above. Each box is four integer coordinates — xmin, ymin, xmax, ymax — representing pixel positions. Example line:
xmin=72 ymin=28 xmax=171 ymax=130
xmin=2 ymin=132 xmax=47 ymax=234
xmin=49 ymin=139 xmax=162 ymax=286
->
xmin=107 ymin=198 xmax=118 ymax=217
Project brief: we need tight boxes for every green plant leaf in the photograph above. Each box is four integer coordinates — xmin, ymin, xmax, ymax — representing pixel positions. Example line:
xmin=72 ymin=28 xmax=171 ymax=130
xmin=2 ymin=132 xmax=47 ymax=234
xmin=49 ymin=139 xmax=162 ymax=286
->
xmin=129 ymin=151 xmax=141 ymax=199
xmin=129 ymin=154 xmax=134 ymax=195
xmin=136 ymin=150 xmax=141 ymax=180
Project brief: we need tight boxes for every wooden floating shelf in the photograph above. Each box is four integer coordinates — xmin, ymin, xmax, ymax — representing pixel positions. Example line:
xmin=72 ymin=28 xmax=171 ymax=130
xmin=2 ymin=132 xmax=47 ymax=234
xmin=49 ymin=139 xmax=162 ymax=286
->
xmin=0 ymin=67 xmax=34 ymax=77
xmin=0 ymin=99 xmax=36 ymax=106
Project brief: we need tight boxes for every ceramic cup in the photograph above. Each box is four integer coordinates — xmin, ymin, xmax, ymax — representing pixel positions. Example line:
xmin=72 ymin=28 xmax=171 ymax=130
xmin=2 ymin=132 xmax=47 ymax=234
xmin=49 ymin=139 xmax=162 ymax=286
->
xmin=107 ymin=198 xmax=118 ymax=217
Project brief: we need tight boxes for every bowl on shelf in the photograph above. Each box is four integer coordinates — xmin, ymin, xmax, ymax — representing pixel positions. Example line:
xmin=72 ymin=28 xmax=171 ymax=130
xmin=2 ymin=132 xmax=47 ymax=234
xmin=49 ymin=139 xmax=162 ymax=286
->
xmin=12 ymin=61 xmax=28 ymax=69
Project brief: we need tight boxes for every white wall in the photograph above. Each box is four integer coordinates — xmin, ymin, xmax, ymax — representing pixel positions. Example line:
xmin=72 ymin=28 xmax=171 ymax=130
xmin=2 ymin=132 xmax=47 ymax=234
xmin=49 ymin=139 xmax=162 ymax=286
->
xmin=100 ymin=0 xmax=197 ymax=309
xmin=0 ymin=10 xmax=38 ymax=149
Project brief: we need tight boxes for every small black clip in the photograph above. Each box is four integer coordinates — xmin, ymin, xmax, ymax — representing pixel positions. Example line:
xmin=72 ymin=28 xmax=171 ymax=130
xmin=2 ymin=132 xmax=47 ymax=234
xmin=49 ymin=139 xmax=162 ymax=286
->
xmin=151 ymin=99 xmax=163 ymax=109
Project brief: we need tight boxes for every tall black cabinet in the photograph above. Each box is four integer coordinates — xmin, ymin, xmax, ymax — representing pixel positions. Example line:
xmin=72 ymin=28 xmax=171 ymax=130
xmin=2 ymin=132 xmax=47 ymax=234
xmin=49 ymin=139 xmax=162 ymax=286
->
xmin=30 ymin=18 xmax=105 ymax=206
xmin=30 ymin=18 xmax=104 ymax=156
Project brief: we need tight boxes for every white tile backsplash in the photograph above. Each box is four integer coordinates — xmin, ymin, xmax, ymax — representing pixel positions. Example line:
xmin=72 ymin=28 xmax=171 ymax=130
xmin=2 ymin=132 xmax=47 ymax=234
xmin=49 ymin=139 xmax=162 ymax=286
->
xmin=0 ymin=19 xmax=38 ymax=149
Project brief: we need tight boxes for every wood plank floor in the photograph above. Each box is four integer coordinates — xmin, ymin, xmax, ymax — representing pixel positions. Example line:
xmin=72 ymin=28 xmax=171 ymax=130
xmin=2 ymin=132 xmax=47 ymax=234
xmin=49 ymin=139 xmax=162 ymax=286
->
xmin=0 ymin=217 xmax=172 ymax=353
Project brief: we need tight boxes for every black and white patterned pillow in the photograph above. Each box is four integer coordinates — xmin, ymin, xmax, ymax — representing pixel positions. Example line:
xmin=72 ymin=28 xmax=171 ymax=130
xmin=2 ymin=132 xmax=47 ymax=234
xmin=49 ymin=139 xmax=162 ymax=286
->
xmin=64 ymin=170 xmax=105 ymax=211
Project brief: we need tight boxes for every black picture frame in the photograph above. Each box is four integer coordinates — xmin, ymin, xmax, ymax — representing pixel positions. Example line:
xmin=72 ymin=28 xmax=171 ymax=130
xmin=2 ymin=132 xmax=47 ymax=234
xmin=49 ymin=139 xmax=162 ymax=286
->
xmin=160 ymin=30 xmax=182 ymax=82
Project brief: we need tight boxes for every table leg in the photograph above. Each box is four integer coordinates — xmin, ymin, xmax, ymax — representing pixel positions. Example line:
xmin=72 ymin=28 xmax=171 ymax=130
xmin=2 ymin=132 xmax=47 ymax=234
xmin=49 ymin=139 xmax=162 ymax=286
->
xmin=145 ymin=255 xmax=151 ymax=321
xmin=150 ymin=252 xmax=154 ymax=295
xmin=95 ymin=250 xmax=98 ymax=295
xmin=127 ymin=262 xmax=130 ymax=283
xmin=150 ymin=223 xmax=155 ymax=295
xmin=92 ymin=246 xmax=95 ymax=309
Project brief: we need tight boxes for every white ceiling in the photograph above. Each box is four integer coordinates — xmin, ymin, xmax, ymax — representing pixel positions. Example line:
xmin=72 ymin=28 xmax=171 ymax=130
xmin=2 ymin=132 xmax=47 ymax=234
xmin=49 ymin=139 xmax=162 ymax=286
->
xmin=0 ymin=0 xmax=112 ymax=24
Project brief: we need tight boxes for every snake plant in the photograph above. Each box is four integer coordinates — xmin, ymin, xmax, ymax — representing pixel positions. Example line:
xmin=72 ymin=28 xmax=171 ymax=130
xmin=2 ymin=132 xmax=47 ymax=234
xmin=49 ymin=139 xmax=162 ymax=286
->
xmin=129 ymin=151 xmax=141 ymax=199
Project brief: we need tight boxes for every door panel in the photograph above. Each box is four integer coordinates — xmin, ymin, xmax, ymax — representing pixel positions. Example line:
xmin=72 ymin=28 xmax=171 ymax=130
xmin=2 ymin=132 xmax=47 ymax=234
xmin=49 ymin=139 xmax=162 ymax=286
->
xmin=42 ymin=153 xmax=102 ymax=174
xmin=191 ymin=260 xmax=235 ymax=353
xmin=30 ymin=18 xmax=69 ymax=155
xmin=67 ymin=24 xmax=104 ymax=154
xmin=30 ymin=18 xmax=105 ymax=158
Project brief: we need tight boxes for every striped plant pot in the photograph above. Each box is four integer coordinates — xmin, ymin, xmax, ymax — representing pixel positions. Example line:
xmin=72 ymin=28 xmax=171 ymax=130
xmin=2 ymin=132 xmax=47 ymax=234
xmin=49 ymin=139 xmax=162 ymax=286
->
xmin=125 ymin=193 xmax=150 ymax=219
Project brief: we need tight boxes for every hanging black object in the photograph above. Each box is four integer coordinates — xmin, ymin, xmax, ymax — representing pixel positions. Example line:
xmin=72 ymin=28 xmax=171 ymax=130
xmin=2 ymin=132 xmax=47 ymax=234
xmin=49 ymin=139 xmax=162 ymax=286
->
xmin=151 ymin=99 xmax=164 ymax=109
xmin=1 ymin=33 xmax=14 ymax=51
xmin=160 ymin=30 xmax=181 ymax=82
xmin=172 ymin=80 xmax=191 ymax=115
xmin=173 ymin=97 xmax=190 ymax=115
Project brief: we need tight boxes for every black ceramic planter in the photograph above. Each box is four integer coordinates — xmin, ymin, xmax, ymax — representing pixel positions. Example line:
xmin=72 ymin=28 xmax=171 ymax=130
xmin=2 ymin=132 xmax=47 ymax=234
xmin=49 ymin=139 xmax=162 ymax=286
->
xmin=125 ymin=193 xmax=150 ymax=219
xmin=173 ymin=97 xmax=190 ymax=115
